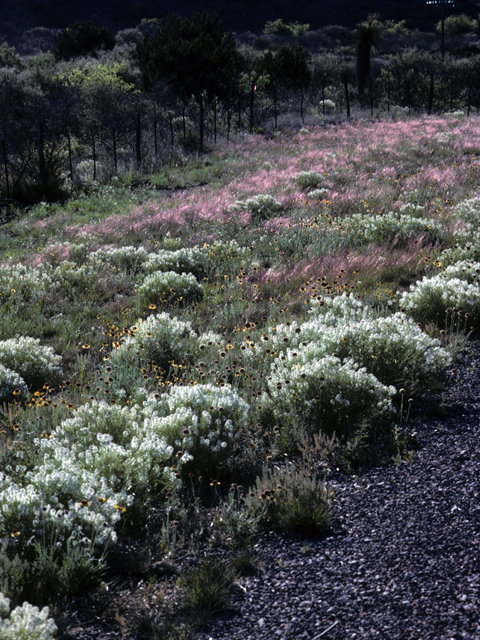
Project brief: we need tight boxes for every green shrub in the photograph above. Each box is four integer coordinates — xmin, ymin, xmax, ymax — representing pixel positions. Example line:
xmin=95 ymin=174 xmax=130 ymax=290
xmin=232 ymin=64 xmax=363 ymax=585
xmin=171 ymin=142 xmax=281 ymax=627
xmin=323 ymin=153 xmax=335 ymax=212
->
xmin=264 ymin=351 xmax=395 ymax=438
xmin=228 ymin=194 xmax=283 ymax=221
xmin=0 ymin=337 xmax=61 ymax=390
xmin=0 ymin=592 xmax=57 ymax=640
xmin=141 ymin=383 xmax=250 ymax=475
xmin=136 ymin=271 xmax=203 ymax=308
xmin=144 ymin=247 xmax=208 ymax=280
xmin=110 ymin=312 xmax=197 ymax=372
xmin=399 ymin=275 xmax=480 ymax=327
xmin=437 ymin=13 xmax=478 ymax=35
xmin=88 ymin=246 xmax=149 ymax=274
xmin=0 ymin=365 xmax=28 ymax=404
xmin=293 ymin=171 xmax=325 ymax=192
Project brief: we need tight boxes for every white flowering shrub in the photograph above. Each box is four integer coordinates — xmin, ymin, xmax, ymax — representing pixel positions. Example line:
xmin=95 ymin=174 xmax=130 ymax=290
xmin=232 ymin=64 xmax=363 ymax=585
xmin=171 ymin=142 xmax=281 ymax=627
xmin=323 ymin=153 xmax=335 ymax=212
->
xmin=144 ymin=248 xmax=208 ymax=279
xmin=229 ymin=194 xmax=283 ymax=220
xmin=397 ymin=202 xmax=425 ymax=217
xmin=0 ymin=365 xmax=28 ymax=404
xmin=265 ymin=351 xmax=395 ymax=437
xmin=198 ymin=240 xmax=254 ymax=277
xmin=343 ymin=211 xmax=444 ymax=246
xmin=454 ymin=196 xmax=480 ymax=225
xmin=52 ymin=262 xmax=101 ymax=298
xmin=293 ymin=171 xmax=325 ymax=192
xmin=44 ymin=241 xmax=90 ymax=265
xmin=0 ymin=593 xmax=57 ymax=640
xmin=88 ymin=246 xmax=148 ymax=274
xmin=399 ymin=274 xmax=480 ymax=326
xmin=0 ymin=265 xmax=54 ymax=303
xmin=0 ymin=469 xmax=125 ymax=560
xmin=48 ymin=401 xmax=176 ymax=498
xmin=306 ymin=188 xmax=329 ymax=199
xmin=440 ymin=261 xmax=480 ymax=284
xmin=320 ymin=99 xmax=336 ymax=113
xmin=136 ymin=271 xmax=203 ymax=308
xmin=141 ymin=384 xmax=250 ymax=473
xmin=0 ymin=338 xmax=61 ymax=390
xmin=260 ymin=308 xmax=451 ymax=387
xmin=110 ymin=312 xmax=197 ymax=371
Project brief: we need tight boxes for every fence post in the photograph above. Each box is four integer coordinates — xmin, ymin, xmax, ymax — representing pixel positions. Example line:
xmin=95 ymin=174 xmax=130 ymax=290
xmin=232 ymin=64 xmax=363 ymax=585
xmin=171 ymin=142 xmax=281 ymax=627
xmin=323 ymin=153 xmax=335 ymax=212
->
xmin=213 ymin=95 xmax=217 ymax=143
xmin=92 ymin=135 xmax=96 ymax=182
xmin=467 ymin=79 xmax=472 ymax=116
xmin=369 ymin=76 xmax=374 ymax=117
xmin=321 ymin=76 xmax=325 ymax=117
xmin=428 ymin=73 xmax=434 ymax=115
xmin=238 ymin=89 xmax=242 ymax=129
xmin=273 ymin=80 xmax=278 ymax=128
xmin=153 ymin=108 xmax=158 ymax=158
xmin=2 ymin=133 xmax=10 ymax=198
xmin=136 ymin=112 xmax=141 ymax=167
xmin=387 ymin=78 xmax=390 ymax=114
xmin=168 ymin=112 xmax=174 ymax=148
xmin=227 ymin=96 xmax=231 ymax=140
xmin=38 ymin=120 xmax=46 ymax=193
xmin=199 ymin=93 xmax=204 ymax=153
xmin=182 ymin=102 xmax=186 ymax=145
xmin=450 ymin=80 xmax=454 ymax=112
xmin=112 ymin=122 xmax=117 ymax=174
xmin=67 ymin=127 xmax=73 ymax=182
xmin=249 ymin=82 xmax=255 ymax=133
xmin=343 ymin=72 xmax=350 ymax=119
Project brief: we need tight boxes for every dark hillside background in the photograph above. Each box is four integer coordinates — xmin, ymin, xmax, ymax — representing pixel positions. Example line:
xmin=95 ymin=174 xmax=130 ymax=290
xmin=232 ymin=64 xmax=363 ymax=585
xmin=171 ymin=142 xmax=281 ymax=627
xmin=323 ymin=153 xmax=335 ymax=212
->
xmin=1 ymin=0 xmax=479 ymax=41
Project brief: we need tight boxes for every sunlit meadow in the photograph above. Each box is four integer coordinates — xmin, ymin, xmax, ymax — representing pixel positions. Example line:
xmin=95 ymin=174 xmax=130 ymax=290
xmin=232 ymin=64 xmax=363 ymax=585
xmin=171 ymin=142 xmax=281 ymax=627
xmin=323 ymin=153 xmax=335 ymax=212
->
xmin=2 ymin=114 xmax=480 ymax=634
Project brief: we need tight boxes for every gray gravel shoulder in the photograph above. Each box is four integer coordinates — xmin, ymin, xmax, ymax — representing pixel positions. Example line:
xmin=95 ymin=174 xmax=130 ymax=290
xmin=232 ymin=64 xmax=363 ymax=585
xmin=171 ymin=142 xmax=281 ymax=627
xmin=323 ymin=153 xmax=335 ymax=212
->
xmin=196 ymin=343 xmax=480 ymax=640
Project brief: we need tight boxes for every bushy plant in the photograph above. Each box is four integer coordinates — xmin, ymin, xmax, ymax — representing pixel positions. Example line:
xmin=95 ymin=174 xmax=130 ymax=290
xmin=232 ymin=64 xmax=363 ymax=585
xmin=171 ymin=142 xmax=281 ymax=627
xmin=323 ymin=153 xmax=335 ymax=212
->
xmin=247 ymin=462 xmax=332 ymax=535
xmin=228 ymin=194 xmax=283 ymax=221
xmin=399 ymin=275 xmax=480 ymax=327
xmin=437 ymin=13 xmax=478 ymax=35
xmin=260 ymin=306 xmax=451 ymax=387
xmin=141 ymin=383 xmax=250 ymax=475
xmin=143 ymin=247 xmax=208 ymax=279
xmin=0 ymin=365 xmax=28 ymax=404
xmin=257 ymin=295 xmax=451 ymax=388
xmin=198 ymin=240 xmax=254 ymax=277
xmin=49 ymin=400 xmax=177 ymax=498
xmin=109 ymin=312 xmax=197 ymax=372
xmin=179 ymin=558 xmax=235 ymax=620
xmin=88 ymin=246 xmax=148 ymax=274
xmin=342 ymin=211 xmax=444 ymax=246
xmin=0 ymin=592 xmax=57 ymax=640
xmin=0 ymin=265 xmax=54 ymax=303
xmin=136 ymin=271 xmax=203 ymax=308
xmin=265 ymin=352 xmax=395 ymax=438
xmin=440 ymin=261 xmax=480 ymax=284
xmin=293 ymin=170 xmax=326 ymax=192
xmin=0 ymin=337 xmax=61 ymax=390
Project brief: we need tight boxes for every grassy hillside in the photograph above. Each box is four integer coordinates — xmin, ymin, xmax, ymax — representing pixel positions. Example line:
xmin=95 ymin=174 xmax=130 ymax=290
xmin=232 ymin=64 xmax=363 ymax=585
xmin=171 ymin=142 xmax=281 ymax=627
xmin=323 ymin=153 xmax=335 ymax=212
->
xmin=2 ymin=114 xmax=480 ymax=636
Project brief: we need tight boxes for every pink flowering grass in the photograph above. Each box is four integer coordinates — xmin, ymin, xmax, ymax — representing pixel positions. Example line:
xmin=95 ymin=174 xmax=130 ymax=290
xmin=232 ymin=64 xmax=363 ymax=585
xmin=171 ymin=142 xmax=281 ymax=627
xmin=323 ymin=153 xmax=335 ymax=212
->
xmin=22 ymin=115 xmax=480 ymax=276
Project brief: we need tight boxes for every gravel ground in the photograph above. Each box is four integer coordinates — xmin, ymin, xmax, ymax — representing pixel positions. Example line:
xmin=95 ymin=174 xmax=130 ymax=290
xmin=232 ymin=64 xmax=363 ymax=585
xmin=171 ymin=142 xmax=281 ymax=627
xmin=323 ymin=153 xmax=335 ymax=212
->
xmin=58 ymin=341 xmax=480 ymax=640
xmin=194 ymin=342 xmax=480 ymax=640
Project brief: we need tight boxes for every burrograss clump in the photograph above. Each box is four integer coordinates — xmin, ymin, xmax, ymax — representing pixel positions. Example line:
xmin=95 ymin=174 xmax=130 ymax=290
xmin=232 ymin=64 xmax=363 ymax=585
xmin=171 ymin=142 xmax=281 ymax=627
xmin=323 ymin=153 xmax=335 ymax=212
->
xmin=247 ymin=462 xmax=332 ymax=536
xmin=177 ymin=558 xmax=237 ymax=622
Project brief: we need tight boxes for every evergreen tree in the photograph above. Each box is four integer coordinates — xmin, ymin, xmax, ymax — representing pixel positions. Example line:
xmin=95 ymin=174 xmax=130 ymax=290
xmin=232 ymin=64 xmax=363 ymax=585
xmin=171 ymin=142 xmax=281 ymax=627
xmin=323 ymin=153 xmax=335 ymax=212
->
xmin=136 ymin=12 xmax=238 ymax=100
xmin=54 ymin=21 xmax=115 ymax=60
xmin=354 ymin=15 xmax=384 ymax=104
